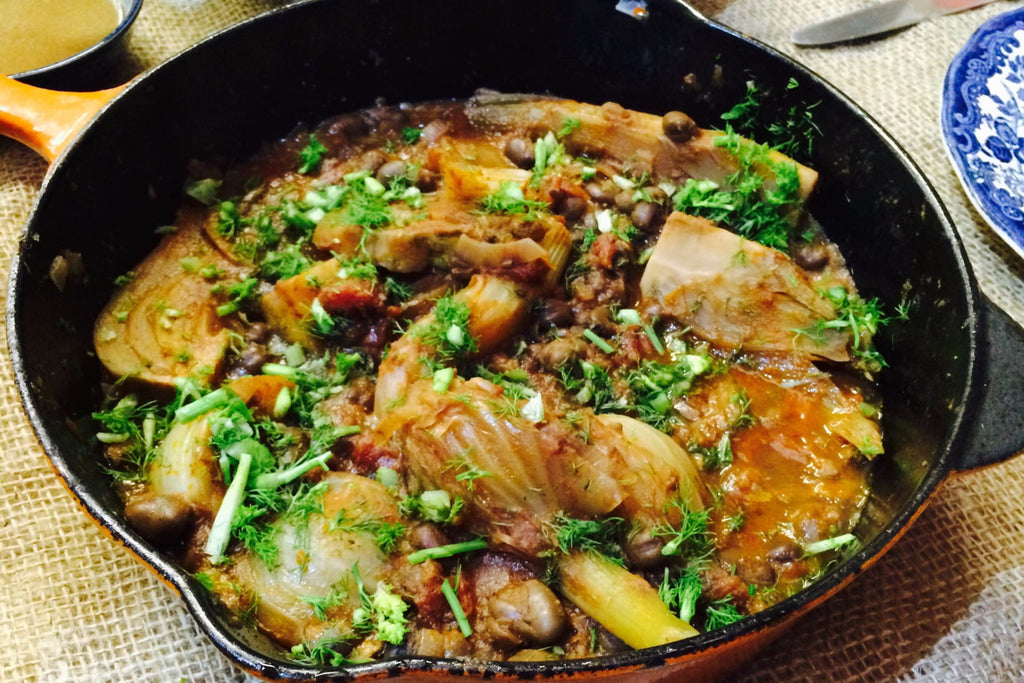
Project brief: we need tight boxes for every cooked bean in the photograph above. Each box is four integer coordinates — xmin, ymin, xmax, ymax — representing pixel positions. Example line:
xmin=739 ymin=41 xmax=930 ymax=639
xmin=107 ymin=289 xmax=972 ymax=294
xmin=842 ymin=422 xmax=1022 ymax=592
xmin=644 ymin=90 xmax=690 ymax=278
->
xmin=791 ymin=240 xmax=831 ymax=271
xmin=614 ymin=190 xmax=636 ymax=213
xmin=376 ymin=160 xmax=409 ymax=185
xmin=243 ymin=322 xmax=271 ymax=344
xmin=416 ymin=168 xmax=439 ymax=192
xmin=489 ymin=580 xmax=568 ymax=647
xmin=504 ymin=137 xmax=535 ymax=170
xmin=359 ymin=149 xmax=387 ymax=173
xmin=554 ymin=194 xmax=587 ymax=222
xmin=663 ymin=110 xmax=697 ymax=143
xmin=235 ymin=343 xmax=267 ymax=376
xmin=624 ymin=528 xmax=665 ymax=569
xmin=124 ymin=493 xmax=193 ymax=545
xmin=584 ymin=180 xmax=617 ymax=205
xmin=325 ymin=114 xmax=367 ymax=138
xmin=538 ymin=298 xmax=573 ymax=328
xmin=767 ymin=538 xmax=802 ymax=564
xmin=365 ymin=106 xmax=405 ymax=134
xmin=407 ymin=628 xmax=471 ymax=658
xmin=531 ymin=336 xmax=583 ymax=369
xmin=738 ymin=558 xmax=777 ymax=586
xmin=631 ymin=201 xmax=662 ymax=232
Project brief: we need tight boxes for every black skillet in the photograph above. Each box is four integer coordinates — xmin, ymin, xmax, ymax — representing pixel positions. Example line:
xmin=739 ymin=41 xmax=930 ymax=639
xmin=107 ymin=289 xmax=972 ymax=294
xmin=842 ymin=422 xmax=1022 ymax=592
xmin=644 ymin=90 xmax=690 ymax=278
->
xmin=7 ymin=0 xmax=1024 ymax=680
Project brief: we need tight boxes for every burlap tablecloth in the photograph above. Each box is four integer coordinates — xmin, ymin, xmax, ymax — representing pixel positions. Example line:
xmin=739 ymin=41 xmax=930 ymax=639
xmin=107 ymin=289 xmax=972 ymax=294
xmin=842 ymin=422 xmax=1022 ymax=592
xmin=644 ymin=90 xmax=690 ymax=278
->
xmin=3 ymin=1 xmax=1024 ymax=680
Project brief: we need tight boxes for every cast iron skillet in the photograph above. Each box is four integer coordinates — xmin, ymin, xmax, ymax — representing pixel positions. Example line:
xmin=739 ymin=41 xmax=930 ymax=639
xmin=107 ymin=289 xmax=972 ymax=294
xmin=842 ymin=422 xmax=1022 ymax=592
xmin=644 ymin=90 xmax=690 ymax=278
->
xmin=7 ymin=0 xmax=1024 ymax=680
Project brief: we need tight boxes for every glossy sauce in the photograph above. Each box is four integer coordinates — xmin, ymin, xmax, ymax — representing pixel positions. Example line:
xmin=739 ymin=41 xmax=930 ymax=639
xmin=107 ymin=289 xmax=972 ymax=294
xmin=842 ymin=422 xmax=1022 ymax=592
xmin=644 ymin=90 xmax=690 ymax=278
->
xmin=0 ymin=0 xmax=121 ymax=74
xmin=697 ymin=367 xmax=871 ymax=608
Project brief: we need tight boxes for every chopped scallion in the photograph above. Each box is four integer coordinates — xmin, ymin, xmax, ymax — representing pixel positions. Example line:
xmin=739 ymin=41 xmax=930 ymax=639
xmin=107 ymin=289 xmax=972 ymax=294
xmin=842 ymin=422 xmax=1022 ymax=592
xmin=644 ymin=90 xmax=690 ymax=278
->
xmin=442 ymin=579 xmax=473 ymax=638
xmin=343 ymin=169 xmax=371 ymax=183
xmin=254 ymin=450 xmax=334 ymax=490
xmin=142 ymin=413 xmax=156 ymax=449
xmin=803 ymin=533 xmax=857 ymax=555
xmin=611 ymin=174 xmax=636 ymax=190
xmin=521 ymin=393 xmax=544 ymax=423
xmin=362 ymin=177 xmax=386 ymax=196
xmin=262 ymin=363 xmax=300 ymax=380
xmin=284 ymin=344 xmax=306 ymax=367
xmin=205 ymin=450 xmax=252 ymax=563
xmin=376 ymin=466 xmax=399 ymax=491
xmin=273 ymin=387 xmax=291 ymax=419
xmin=583 ymin=328 xmax=616 ymax=354
xmin=96 ymin=432 xmax=129 ymax=444
xmin=433 ymin=367 xmax=455 ymax=394
xmin=407 ymin=538 xmax=488 ymax=564
xmin=175 ymin=388 xmax=229 ymax=423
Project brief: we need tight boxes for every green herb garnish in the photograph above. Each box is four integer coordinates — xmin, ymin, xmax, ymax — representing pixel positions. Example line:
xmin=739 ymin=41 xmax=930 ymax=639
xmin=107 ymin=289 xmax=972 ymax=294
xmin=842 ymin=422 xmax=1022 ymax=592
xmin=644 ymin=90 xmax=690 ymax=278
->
xmin=298 ymin=134 xmax=328 ymax=174
xmin=479 ymin=181 xmax=548 ymax=219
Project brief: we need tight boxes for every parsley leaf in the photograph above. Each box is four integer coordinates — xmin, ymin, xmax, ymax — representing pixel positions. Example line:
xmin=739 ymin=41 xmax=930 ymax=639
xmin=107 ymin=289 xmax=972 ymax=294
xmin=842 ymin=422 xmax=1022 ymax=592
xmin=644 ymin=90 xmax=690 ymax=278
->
xmin=401 ymin=126 xmax=422 ymax=144
xmin=721 ymin=79 xmax=822 ymax=159
xmin=298 ymin=134 xmax=328 ymax=174
xmin=557 ymin=117 xmax=582 ymax=139
xmin=216 ymin=201 xmax=249 ymax=238
xmin=691 ymin=433 xmax=733 ymax=471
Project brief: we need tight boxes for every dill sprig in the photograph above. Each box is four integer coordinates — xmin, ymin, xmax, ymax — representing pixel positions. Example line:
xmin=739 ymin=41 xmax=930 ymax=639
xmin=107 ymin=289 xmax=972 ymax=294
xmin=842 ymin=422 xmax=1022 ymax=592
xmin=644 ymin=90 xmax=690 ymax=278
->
xmin=549 ymin=512 xmax=625 ymax=563
xmin=413 ymin=293 xmax=478 ymax=362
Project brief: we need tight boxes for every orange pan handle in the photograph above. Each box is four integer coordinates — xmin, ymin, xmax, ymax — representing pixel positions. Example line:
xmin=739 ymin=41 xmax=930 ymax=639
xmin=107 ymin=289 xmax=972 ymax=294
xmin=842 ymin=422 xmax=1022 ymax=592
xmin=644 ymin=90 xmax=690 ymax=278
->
xmin=0 ymin=74 xmax=124 ymax=163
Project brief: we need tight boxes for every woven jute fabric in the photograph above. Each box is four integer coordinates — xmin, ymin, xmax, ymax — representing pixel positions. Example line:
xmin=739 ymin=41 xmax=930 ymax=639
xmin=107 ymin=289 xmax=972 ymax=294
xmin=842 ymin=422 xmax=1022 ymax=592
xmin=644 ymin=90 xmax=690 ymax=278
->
xmin=3 ymin=1 xmax=1024 ymax=681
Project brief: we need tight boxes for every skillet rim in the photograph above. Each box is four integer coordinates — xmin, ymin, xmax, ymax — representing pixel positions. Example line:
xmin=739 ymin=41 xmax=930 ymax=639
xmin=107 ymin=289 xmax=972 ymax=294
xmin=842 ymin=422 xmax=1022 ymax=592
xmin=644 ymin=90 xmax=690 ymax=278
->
xmin=5 ymin=0 xmax=983 ymax=678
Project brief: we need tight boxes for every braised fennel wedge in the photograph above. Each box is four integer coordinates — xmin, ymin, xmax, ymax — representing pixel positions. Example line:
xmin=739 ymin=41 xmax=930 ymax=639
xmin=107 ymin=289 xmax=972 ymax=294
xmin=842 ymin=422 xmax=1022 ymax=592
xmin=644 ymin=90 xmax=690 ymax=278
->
xmin=92 ymin=91 xmax=889 ymax=665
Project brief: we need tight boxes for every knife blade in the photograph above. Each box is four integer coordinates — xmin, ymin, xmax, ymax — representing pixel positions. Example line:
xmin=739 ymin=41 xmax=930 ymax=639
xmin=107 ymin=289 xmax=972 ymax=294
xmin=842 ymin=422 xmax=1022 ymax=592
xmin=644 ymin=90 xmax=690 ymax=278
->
xmin=791 ymin=0 xmax=999 ymax=46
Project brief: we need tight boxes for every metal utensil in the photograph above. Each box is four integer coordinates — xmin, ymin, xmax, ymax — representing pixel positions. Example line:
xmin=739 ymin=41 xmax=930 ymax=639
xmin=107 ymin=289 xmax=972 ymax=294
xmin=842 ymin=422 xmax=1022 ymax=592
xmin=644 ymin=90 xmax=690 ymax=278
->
xmin=791 ymin=0 xmax=999 ymax=46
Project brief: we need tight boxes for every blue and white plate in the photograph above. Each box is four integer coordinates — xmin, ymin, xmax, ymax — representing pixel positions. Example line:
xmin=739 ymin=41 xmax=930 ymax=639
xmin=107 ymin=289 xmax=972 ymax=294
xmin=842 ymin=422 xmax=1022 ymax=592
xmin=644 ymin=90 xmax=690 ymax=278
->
xmin=942 ymin=8 xmax=1024 ymax=259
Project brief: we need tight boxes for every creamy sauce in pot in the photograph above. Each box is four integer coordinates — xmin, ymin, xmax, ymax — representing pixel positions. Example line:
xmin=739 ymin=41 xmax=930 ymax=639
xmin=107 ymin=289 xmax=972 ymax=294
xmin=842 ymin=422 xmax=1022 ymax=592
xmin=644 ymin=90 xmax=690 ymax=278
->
xmin=0 ymin=0 xmax=121 ymax=75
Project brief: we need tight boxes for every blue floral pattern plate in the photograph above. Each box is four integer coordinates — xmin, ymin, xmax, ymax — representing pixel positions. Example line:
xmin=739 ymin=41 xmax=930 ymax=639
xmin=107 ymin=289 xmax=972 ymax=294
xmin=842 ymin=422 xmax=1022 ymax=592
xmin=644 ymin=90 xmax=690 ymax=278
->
xmin=942 ymin=8 xmax=1024 ymax=258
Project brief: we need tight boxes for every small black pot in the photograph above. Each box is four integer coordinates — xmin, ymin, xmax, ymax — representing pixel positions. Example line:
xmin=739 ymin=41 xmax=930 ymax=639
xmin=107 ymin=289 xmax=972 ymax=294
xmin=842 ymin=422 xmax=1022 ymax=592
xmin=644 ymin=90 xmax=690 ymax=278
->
xmin=9 ymin=0 xmax=144 ymax=91
xmin=7 ymin=1 xmax=1024 ymax=680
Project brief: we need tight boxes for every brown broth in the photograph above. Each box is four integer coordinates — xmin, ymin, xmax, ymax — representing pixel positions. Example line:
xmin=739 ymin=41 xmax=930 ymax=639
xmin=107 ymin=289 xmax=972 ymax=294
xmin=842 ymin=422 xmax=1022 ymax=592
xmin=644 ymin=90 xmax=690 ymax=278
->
xmin=0 ymin=0 xmax=121 ymax=74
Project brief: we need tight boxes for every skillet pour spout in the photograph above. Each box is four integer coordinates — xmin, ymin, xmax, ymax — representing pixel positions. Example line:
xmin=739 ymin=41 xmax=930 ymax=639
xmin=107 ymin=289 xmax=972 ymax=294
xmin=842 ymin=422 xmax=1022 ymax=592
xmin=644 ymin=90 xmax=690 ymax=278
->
xmin=6 ymin=0 xmax=1024 ymax=680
